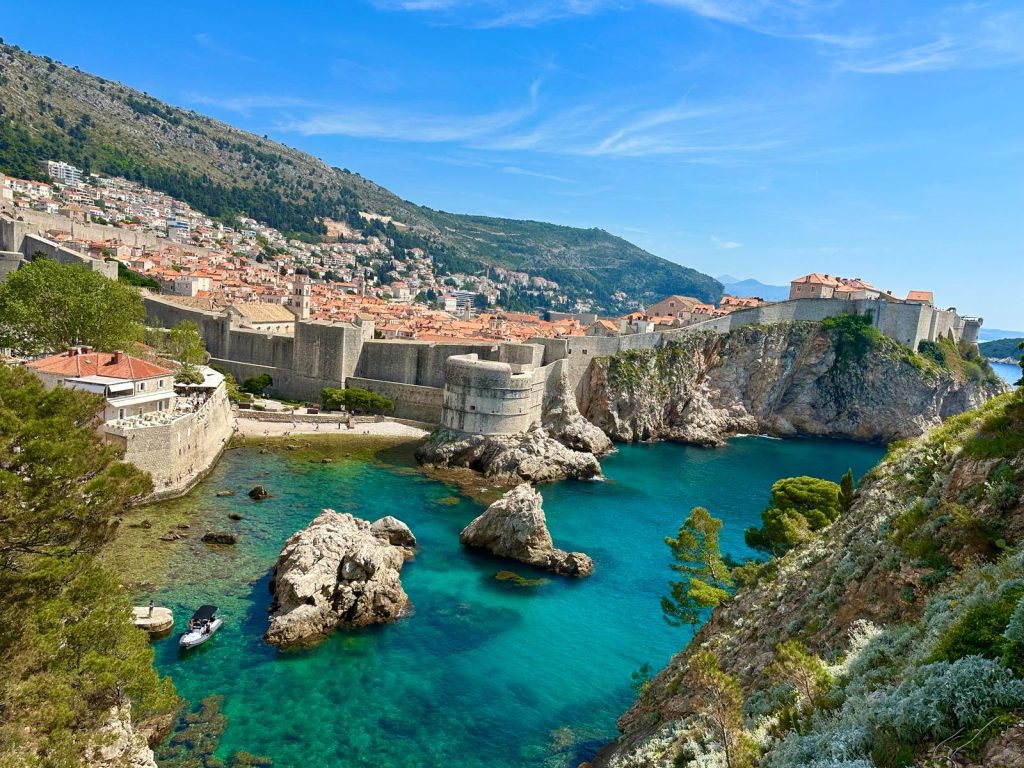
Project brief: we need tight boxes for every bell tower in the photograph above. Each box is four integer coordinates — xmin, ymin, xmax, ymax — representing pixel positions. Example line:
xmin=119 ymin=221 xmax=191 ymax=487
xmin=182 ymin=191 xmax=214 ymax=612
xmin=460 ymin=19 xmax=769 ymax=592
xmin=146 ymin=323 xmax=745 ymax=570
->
xmin=290 ymin=267 xmax=311 ymax=321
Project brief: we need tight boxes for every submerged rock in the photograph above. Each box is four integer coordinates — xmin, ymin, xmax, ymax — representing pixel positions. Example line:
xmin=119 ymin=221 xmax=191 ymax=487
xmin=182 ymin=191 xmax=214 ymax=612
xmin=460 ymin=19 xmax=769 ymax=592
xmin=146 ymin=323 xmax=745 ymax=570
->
xmin=216 ymin=490 xmax=235 ymax=497
xmin=460 ymin=484 xmax=594 ymax=577
xmin=495 ymin=570 xmax=550 ymax=587
xmin=266 ymin=510 xmax=411 ymax=647
xmin=248 ymin=485 xmax=270 ymax=500
xmin=202 ymin=531 xmax=237 ymax=545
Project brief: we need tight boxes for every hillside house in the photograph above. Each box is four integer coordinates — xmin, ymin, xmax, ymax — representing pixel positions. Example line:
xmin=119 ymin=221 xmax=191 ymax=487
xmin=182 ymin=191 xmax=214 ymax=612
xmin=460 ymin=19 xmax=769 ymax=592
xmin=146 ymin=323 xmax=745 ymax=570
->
xmin=27 ymin=347 xmax=176 ymax=421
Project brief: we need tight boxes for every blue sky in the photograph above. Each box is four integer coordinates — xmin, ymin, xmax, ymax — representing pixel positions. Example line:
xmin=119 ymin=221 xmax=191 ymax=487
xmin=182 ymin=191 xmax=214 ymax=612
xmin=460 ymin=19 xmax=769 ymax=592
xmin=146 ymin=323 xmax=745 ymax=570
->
xmin=4 ymin=0 xmax=1023 ymax=327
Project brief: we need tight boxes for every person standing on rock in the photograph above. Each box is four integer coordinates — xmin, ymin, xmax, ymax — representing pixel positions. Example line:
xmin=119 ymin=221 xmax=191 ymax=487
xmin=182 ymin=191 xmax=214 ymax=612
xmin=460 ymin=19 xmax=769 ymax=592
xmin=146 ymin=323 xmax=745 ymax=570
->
xmin=148 ymin=599 xmax=154 ymax=618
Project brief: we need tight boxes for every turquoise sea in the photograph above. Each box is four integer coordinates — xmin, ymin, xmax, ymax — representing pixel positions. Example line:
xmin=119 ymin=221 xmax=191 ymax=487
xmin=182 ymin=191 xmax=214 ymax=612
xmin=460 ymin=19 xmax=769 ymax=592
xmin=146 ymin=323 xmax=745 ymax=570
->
xmin=993 ymin=361 xmax=1020 ymax=386
xmin=147 ymin=437 xmax=883 ymax=768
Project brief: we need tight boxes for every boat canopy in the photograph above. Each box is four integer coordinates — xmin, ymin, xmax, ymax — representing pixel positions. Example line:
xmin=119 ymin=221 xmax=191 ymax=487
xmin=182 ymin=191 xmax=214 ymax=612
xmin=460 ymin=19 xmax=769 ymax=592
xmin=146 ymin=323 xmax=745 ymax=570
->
xmin=191 ymin=605 xmax=218 ymax=623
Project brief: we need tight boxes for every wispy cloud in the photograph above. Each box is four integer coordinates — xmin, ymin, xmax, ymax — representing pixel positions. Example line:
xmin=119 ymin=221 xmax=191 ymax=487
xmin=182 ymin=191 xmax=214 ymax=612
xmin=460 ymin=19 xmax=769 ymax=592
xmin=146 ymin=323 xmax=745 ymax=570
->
xmin=370 ymin=0 xmax=1024 ymax=75
xmin=193 ymin=33 xmax=256 ymax=63
xmin=502 ymin=166 xmax=576 ymax=183
xmin=184 ymin=93 xmax=320 ymax=116
xmin=711 ymin=235 xmax=742 ymax=249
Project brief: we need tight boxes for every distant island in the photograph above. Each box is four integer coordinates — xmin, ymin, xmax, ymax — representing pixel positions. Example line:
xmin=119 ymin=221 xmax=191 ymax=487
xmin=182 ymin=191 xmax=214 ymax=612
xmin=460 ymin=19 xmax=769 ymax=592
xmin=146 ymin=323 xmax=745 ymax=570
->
xmin=980 ymin=337 xmax=1024 ymax=362
xmin=716 ymin=274 xmax=790 ymax=302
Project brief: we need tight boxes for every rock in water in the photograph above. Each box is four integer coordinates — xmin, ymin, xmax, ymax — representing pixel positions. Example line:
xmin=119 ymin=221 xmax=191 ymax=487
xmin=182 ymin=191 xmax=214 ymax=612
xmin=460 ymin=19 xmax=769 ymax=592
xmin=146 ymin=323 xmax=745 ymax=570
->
xmin=371 ymin=515 xmax=418 ymax=557
xmin=248 ymin=485 xmax=270 ymax=500
xmin=202 ymin=531 xmax=237 ymax=545
xmin=460 ymin=484 xmax=594 ymax=577
xmin=266 ymin=510 xmax=411 ymax=647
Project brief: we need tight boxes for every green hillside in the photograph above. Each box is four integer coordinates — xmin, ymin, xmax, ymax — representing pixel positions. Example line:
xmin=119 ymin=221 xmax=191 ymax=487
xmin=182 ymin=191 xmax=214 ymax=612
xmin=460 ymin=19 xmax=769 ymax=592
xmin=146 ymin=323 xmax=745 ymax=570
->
xmin=980 ymin=338 xmax=1024 ymax=360
xmin=0 ymin=41 xmax=721 ymax=311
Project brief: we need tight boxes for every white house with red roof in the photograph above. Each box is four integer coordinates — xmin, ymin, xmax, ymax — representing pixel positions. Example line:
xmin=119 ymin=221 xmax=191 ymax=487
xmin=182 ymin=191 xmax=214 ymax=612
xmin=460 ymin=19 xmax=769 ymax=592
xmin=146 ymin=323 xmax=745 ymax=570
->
xmin=27 ymin=347 xmax=176 ymax=422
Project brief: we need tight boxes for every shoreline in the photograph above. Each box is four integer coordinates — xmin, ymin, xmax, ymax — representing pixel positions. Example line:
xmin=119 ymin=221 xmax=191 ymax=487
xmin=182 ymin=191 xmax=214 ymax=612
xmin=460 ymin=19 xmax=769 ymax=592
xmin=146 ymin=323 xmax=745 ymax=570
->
xmin=233 ymin=415 xmax=430 ymax=439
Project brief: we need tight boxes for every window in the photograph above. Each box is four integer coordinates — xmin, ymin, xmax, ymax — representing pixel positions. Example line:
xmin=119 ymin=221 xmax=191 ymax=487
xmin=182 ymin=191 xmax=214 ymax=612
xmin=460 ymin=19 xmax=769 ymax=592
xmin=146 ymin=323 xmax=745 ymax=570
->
xmin=158 ymin=379 xmax=164 ymax=388
xmin=118 ymin=408 xmax=125 ymax=419
xmin=469 ymin=405 xmax=476 ymax=411
xmin=139 ymin=381 xmax=146 ymax=391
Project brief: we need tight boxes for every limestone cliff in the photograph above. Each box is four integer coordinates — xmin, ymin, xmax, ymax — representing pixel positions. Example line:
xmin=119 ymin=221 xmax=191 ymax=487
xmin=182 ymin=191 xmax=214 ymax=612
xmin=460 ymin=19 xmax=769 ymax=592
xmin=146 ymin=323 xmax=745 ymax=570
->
xmin=416 ymin=370 xmax=612 ymax=484
xmin=581 ymin=321 xmax=1004 ymax=446
xmin=592 ymin=391 xmax=1024 ymax=768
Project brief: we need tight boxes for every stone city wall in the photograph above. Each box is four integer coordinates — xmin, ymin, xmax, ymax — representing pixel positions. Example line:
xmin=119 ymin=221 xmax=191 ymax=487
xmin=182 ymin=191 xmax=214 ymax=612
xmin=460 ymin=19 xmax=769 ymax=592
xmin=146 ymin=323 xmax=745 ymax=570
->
xmin=440 ymin=353 xmax=549 ymax=435
xmin=104 ymin=384 xmax=235 ymax=501
xmin=346 ymin=376 xmax=445 ymax=423
xmin=0 ymin=216 xmax=117 ymax=278
xmin=142 ymin=292 xmax=981 ymax=436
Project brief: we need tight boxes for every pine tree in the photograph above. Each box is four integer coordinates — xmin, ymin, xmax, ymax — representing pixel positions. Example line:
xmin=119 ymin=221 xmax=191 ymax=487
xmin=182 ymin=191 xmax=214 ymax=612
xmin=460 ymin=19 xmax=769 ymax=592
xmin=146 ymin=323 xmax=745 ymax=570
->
xmin=840 ymin=468 xmax=855 ymax=513
xmin=661 ymin=507 xmax=733 ymax=628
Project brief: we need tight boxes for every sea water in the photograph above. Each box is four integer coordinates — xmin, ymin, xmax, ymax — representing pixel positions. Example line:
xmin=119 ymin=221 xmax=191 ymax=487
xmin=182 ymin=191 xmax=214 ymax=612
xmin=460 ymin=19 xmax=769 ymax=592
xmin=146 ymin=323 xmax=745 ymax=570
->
xmin=992 ymin=361 xmax=1019 ymax=386
xmin=148 ymin=437 xmax=883 ymax=768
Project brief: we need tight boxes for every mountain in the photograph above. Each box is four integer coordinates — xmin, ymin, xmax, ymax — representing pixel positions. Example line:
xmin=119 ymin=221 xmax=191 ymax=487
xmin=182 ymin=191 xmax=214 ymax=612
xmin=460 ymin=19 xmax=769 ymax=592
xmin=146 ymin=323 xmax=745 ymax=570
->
xmin=0 ymin=41 xmax=721 ymax=312
xmin=716 ymin=274 xmax=790 ymax=301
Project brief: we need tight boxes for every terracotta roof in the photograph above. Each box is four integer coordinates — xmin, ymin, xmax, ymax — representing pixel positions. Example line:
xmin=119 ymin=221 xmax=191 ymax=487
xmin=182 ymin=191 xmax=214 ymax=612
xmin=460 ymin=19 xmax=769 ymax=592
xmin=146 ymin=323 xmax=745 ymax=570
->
xmin=906 ymin=290 xmax=934 ymax=303
xmin=27 ymin=350 xmax=173 ymax=380
xmin=792 ymin=273 xmax=842 ymax=287
xmin=229 ymin=302 xmax=296 ymax=323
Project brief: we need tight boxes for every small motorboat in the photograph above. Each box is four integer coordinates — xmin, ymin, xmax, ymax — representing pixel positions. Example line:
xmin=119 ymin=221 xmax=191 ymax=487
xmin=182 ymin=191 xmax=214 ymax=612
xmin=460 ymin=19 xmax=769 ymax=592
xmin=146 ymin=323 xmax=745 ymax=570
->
xmin=179 ymin=604 xmax=223 ymax=649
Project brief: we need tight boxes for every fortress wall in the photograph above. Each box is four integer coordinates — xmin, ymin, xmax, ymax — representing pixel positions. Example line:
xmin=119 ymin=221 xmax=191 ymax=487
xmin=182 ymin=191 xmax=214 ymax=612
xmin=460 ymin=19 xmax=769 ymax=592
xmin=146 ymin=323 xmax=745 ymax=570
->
xmin=20 ymin=233 xmax=118 ymax=279
xmin=440 ymin=354 xmax=548 ymax=435
xmin=143 ymin=294 xmax=230 ymax=358
xmin=227 ymin=329 xmax=294 ymax=369
xmin=105 ymin=384 xmax=234 ymax=500
xmin=346 ymin=377 xmax=444 ymax=423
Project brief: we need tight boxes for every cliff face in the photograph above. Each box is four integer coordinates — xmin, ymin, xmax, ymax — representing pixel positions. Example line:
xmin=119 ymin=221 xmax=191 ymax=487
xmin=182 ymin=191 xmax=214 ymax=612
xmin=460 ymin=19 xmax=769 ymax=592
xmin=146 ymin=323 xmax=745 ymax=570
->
xmin=593 ymin=390 xmax=1024 ymax=768
xmin=581 ymin=322 xmax=1003 ymax=446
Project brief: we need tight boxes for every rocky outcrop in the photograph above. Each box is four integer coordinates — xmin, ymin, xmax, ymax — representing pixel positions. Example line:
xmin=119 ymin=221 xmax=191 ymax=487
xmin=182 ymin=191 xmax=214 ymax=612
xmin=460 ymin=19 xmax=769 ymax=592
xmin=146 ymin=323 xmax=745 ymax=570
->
xmin=266 ymin=510 xmax=412 ymax=647
xmin=416 ymin=370 xmax=611 ymax=484
xmin=248 ymin=485 xmax=270 ymax=500
xmin=88 ymin=706 xmax=158 ymax=768
xmin=581 ymin=323 xmax=1004 ymax=446
xmin=417 ymin=425 xmax=603 ymax=484
xmin=371 ymin=515 xmax=418 ymax=558
xmin=460 ymin=484 xmax=594 ymax=576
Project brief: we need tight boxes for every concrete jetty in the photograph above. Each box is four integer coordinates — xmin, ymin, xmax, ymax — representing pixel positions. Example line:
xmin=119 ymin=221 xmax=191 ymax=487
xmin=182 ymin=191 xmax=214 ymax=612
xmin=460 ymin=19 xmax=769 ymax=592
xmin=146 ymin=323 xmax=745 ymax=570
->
xmin=132 ymin=606 xmax=174 ymax=634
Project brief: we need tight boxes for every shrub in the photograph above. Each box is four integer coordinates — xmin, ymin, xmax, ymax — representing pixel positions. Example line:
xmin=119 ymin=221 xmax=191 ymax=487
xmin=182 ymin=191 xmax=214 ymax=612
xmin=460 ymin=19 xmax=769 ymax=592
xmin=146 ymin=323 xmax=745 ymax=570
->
xmin=930 ymin=587 xmax=1024 ymax=674
xmin=876 ymin=656 xmax=1024 ymax=742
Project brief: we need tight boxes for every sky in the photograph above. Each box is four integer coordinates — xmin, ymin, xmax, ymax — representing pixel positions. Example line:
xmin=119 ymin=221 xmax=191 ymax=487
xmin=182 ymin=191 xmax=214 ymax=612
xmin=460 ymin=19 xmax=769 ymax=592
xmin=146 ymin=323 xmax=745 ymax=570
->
xmin=3 ymin=0 xmax=1023 ymax=328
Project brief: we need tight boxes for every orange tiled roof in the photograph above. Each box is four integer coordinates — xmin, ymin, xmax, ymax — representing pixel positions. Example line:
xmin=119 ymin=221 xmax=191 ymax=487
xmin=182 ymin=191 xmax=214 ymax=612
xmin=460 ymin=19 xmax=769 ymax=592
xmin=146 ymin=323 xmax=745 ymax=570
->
xmin=27 ymin=350 xmax=173 ymax=380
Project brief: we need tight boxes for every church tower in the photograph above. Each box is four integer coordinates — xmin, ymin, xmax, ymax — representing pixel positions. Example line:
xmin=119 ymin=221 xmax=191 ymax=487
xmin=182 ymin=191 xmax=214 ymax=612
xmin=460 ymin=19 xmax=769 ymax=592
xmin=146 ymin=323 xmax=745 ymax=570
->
xmin=290 ymin=266 xmax=311 ymax=321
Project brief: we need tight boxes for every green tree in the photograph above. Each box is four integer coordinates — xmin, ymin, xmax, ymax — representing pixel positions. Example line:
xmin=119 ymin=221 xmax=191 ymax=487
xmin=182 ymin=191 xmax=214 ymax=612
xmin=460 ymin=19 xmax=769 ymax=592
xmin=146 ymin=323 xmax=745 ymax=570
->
xmin=686 ymin=650 xmax=754 ymax=768
xmin=745 ymin=476 xmax=842 ymax=556
xmin=0 ymin=259 xmax=145 ymax=355
xmin=0 ymin=364 xmax=175 ymax=763
xmin=241 ymin=374 xmax=273 ymax=396
xmin=840 ymin=468 xmax=855 ymax=513
xmin=320 ymin=386 xmax=395 ymax=415
xmin=766 ymin=640 xmax=832 ymax=715
xmin=662 ymin=507 xmax=733 ymax=628
xmin=166 ymin=321 xmax=209 ymax=383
